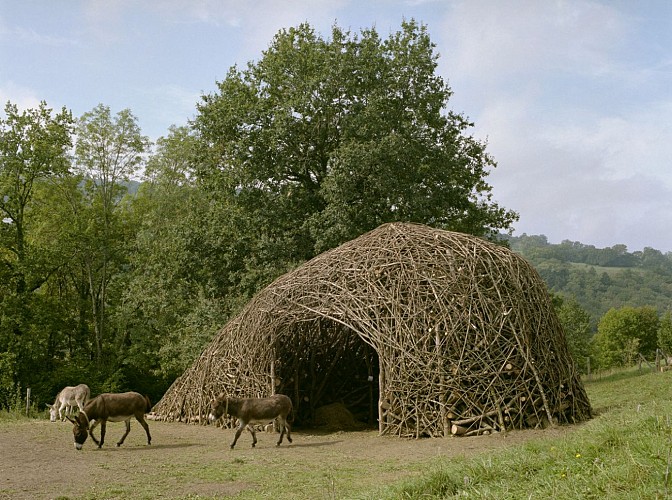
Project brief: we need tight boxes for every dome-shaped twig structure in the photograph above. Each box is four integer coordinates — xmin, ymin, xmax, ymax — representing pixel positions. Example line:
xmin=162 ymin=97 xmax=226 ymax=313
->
xmin=154 ymin=222 xmax=591 ymax=437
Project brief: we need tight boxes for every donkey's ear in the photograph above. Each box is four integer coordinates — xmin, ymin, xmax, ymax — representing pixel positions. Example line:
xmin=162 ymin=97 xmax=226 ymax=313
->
xmin=45 ymin=403 xmax=52 ymax=408
xmin=65 ymin=416 xmax=76 ymax=424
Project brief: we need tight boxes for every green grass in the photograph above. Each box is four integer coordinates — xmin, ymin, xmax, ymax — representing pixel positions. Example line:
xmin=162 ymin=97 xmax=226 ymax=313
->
xmin=368 ymin=368 xmax=672 ymax=499
xmin=565 ymin=262 xmax=641 ymax=277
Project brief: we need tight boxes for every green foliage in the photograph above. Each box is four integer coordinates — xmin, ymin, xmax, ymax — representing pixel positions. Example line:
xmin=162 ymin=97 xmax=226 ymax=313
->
xmin=194 ymin=20 xmax=517 ymax=296
xmin=0 ymin=384 xmax=31 ymax=420
xmin=0 ymin=100 xmax=74 ymax=296
xmin=120 ymin=126 xmax=232 ymax=380
xmin=75 ymin=104 xmax=149 ymax=184
xmin=0 ymin=351 xmax=18 ymax=409
xmin=553 ymin=294 xmax=592 ymax=372
xmin=593 ymin=306 xmax=660 ymax=369
xmin=73 ymin=103 xmax=149 ymax=366
xmin=109 ymin=20 xmax=520 ymax=380
xmin=0 ymin=101 xmax=76 ymax=407
xmin=508 ymin=234 xmax=672 ymax=328
xmin=658 ymin=310 xmax=672 ymax=355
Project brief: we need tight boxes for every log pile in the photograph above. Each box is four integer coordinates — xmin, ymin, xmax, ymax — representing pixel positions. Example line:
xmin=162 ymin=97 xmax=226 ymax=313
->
xmin=153 ymin=222 xmax=592 ymax=437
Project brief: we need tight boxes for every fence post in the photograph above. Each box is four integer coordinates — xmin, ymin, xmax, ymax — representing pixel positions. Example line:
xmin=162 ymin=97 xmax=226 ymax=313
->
xmin=26 ymin=387 xmax=31 ymax=416
xmin=586 ymin=357 xmax=591 ymax=381
xmin=638 ymin=353 xmax=654 ymax=371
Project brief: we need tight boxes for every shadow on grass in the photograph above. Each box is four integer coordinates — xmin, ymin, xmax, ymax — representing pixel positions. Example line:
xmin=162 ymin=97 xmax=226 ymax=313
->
xmin=286 ymin=440 xmax=342 ymax=448
xmin=92 ymin=442 xmax=199 ymax=452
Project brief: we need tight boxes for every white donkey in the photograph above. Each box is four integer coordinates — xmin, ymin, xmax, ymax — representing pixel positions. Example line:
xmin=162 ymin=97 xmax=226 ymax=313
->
xmin=47 ymin=384 xmax=91 ymax=422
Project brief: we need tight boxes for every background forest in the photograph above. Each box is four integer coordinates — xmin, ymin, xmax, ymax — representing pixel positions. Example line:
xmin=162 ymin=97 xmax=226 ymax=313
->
xmin=1 ymin=21 xmax=669 ymax=411
xmin=506 ymin=234 xmax=672 ymax=325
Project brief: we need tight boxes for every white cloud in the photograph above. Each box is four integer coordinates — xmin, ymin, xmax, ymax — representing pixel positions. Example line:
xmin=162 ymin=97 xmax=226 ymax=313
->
xmin=149 ymin=0 xmax=350 ymax=60
xmin=480 ymin=94 xmax=672 ymax=251
xmin=5 ymin=0 xmax=668 ymax=251
xmin=140 ymin=84 xmax=202 ymax=139
xmin=81 ymin=0 xmax=135 ymax=43
xmin=539 ymin=103 xmax=672 ymax=184
xmin=0 ymin=81 xmax=42 ymax=111
xmin=430 ymin=0 xmax=672 ymax=251
xmin=0 ymin=12 xmax=77 ymax=46
xmin=144 ymin=0 xmax=347 ymax=31
xmin=443 ymin=0 xmax=627 ymax=83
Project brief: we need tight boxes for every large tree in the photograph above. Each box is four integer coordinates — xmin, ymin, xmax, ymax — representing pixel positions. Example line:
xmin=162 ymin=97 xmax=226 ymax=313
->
xmin=553 ymin=294 xmax=592 ymax=372
xmin=592 ymin=306 xmax=660 ymax=369
xmin=194 ymin=21 xmax=517 ymax=293
xmin=120 ymin=126 xmax=228 ymax=379
xmin=0 ymin=101 xmax=74 ymax=404
xmin=658 ymin=310 xmax=672 ymax=355
xmin=0 ymin=102 xmax=73 ymax=298
xmin=73 ymin=104 xmax=149 ymax=365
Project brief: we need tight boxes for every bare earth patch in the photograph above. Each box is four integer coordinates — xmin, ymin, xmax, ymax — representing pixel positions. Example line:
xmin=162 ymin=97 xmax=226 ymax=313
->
xmin=0 ymin=418 xmax=574 ymax=499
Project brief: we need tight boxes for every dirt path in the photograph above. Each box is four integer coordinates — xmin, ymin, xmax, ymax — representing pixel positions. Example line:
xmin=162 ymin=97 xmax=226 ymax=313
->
xmin=0 ymin=418 xmax=573 ymax=499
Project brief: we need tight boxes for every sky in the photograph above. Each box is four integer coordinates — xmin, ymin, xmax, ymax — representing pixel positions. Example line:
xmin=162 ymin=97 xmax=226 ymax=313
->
xmin=1 ymin=1 xmax=671 ymax=253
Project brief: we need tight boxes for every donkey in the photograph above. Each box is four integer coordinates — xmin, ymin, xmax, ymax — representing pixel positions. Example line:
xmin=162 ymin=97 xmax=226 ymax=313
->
xmin=67 ymin=392 xmax=152 ymax=450
xmin=47 ymin=384 xmax=91 ymax=422
xmin=208 ymin=394 xmax=293 ymax=449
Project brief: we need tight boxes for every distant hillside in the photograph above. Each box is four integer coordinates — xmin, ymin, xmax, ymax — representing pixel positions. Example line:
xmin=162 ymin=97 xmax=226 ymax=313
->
xmin=502 ymin=234 xmax=672 ymax=328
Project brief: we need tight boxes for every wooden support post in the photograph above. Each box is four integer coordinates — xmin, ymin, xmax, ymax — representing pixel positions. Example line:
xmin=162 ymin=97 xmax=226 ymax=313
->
xmin=435 ymin=329 xmax=449 ymax=437
xmin=270 ymin=356 xmax=276 ymax=396
xmin=378 ymin=367 xmax=385 ymax=435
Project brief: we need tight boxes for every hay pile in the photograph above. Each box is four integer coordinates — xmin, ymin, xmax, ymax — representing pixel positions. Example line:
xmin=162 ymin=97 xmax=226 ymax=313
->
xmin=153 ymin=222 xmax=591 ymax=437
xmin=313 ymin=403 xmax=363 ymax=431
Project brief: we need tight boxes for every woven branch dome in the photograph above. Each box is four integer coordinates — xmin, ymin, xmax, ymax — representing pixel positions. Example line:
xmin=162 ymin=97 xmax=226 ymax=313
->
xmin=154 ymin=222 xmax=591 ymax=437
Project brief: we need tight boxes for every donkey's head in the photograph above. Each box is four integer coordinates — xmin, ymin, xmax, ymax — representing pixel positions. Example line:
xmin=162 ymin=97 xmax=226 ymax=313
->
xmin=46 ymin=403 xmax=58 ymax=422
xmin=208 ymin=393 xmax=228 ymax=423
xmin=66 ymin=414 xmax=89 ymax=450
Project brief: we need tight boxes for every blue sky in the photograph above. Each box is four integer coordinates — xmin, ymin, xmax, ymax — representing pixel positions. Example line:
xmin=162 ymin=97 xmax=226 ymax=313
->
xmin=2 ymin=1 xmax=671 ymax=252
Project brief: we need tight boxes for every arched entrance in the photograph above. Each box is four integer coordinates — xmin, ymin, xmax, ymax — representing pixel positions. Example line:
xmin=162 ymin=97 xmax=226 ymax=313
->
xmin=274 ymin=319 xmax=379 ymax=427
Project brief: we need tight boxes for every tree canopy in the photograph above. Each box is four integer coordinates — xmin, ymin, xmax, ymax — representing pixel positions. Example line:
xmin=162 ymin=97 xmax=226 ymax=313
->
xmin=593 ymin=306 xmax=660 ymax=369
xmin=0 ymin=101 xmax=74 ymax=407
xmin=194 ymin=21 xmax=517 ymax=289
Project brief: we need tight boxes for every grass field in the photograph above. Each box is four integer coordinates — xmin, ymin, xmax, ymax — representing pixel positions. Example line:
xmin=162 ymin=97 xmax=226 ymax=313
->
xmin=1 ymin=366 xmax=670 ymax=499
xmin=371 ymin=367 xmax=672 ymax=499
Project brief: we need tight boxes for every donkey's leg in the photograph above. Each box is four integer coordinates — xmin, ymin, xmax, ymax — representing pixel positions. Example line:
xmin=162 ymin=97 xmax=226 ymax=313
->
xmin=98 ymin=420 xmax=107 ymax=448
xmin=247 ymin=424 xmax=257 ymax=448
xmin=116 ymin=420 xmax=131 ymax=447
xmin=285 ymin=420 xmax=292 ymax=443
xmin=276 ymin=417 xmax=291 ymax=446
xmin=89 ymin=420 xmax=103 ymax=447
xmin=136 ymin=415 xmax=152 ymax=445
xmin=230 ymin=422 xmax=246 ymax=449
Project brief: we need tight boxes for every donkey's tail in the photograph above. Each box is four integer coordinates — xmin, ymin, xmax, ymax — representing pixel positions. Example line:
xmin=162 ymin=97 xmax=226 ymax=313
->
xmin=144 ymin=395 xmax=152 ymax=414
xmin=287 ymin=399 xmax=295 ymax=424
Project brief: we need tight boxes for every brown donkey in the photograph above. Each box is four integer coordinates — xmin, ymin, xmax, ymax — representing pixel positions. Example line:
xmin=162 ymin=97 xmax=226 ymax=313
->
xmin=208 ymin=394 xmax=292 ymax=449
xmin=67 ymin=392 xmax=152 ymax=450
